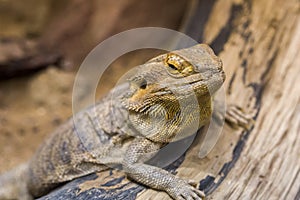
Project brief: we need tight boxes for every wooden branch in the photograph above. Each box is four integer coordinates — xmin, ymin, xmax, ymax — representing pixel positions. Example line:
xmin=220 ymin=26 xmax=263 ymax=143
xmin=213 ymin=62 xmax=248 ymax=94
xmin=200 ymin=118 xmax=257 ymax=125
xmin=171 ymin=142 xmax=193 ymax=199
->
xmin=0 ymin=53 xmax=62 ymax=80
xmin=0 ymin=38 xmax=62 ymax=80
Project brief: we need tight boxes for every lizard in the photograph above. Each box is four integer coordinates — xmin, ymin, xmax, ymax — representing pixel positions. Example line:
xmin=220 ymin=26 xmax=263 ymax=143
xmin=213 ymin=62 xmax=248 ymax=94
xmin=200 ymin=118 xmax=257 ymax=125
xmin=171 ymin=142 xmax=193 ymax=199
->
xmin=0 ymin=44 xmax=226 ymax=200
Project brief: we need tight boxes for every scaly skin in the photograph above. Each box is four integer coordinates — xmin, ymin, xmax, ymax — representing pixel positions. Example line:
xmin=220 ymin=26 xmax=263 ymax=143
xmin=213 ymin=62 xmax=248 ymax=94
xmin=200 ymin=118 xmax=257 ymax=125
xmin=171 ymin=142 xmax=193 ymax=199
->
xmin=0 ymin=44 xmax=225 ymax=200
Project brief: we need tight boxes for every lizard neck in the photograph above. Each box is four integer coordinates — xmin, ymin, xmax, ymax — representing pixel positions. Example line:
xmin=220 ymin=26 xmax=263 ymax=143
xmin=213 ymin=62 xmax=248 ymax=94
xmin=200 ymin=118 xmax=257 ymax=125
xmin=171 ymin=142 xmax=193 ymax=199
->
xmin=128 ymin=95 xmax=212 ymax=143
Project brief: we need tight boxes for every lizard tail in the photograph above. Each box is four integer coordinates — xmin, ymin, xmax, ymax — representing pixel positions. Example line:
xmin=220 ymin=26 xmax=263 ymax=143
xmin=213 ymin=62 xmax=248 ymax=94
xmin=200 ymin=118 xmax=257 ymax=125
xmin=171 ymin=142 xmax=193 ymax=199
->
xmin=0 ymin=163 xmax=33 ymax=200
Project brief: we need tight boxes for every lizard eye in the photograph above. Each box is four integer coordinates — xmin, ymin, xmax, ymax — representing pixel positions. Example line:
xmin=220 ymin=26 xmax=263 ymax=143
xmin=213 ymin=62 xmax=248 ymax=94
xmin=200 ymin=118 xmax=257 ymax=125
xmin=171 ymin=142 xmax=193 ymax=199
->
xmin=164 ymin=53 xmax=194 ymax=76
xmin=167 ymin=63 xmax=178 ymax=71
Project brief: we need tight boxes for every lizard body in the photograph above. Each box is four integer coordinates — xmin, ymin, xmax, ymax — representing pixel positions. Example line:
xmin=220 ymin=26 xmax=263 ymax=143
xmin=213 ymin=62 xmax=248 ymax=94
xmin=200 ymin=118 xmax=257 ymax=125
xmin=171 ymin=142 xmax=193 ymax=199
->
xmin=0 ymin=44 xmax=225 ymax=200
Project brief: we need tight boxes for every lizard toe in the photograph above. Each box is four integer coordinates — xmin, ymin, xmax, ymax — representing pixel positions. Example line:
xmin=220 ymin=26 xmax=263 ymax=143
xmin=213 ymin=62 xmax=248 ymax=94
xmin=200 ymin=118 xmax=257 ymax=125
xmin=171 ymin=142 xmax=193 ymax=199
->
xmin=168 ymin=180 xmax=205 ymax=200
xmin=225 ymin=105 xmax=255 ymax=130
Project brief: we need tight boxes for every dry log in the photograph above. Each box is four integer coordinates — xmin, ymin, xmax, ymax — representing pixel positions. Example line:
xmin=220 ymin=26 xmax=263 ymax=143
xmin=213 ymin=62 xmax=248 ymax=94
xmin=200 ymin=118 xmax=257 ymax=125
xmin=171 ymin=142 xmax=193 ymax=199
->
xmin=0 ymin=38 xmax=62 ymax=80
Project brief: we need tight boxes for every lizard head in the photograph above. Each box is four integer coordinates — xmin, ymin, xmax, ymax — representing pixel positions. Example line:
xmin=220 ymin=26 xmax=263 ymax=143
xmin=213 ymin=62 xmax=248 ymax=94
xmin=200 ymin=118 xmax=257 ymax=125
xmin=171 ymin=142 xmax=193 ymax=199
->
xmin=122 ymin=44 xmax=225 ymax=142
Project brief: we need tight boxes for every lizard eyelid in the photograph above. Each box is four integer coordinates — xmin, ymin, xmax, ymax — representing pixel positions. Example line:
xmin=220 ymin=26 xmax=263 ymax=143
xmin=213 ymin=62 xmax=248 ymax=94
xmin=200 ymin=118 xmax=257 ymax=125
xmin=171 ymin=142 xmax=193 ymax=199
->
xmin=129 ymin=76 xmax=148 ymax=89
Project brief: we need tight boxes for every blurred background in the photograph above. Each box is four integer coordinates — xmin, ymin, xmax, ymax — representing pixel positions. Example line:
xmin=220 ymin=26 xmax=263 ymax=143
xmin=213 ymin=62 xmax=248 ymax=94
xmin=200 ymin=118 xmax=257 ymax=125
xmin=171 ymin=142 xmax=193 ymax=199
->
xmin=0 ymin=0 xmax=196 ymax=172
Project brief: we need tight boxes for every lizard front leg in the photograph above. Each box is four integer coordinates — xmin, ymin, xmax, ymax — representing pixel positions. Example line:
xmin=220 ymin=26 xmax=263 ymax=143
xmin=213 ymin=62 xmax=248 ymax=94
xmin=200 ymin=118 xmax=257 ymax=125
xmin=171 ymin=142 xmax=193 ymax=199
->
xmin=122 ymin=137 xmax=205 ymax=200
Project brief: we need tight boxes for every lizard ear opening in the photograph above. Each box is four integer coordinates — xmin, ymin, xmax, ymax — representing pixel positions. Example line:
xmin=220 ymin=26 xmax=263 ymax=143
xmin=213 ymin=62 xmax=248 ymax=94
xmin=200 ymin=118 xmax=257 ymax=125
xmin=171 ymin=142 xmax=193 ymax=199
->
xmin=129 ymin=76 xmax=148 ymax=90
xmin=139 ymin=79 xmax=147 ymax=89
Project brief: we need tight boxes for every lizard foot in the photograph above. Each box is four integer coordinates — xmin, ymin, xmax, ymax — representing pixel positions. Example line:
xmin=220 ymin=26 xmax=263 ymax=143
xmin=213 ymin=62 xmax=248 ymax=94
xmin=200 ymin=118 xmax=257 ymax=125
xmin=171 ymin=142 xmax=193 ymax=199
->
xmin=225 ymin=105 xmax=255 ymax=130
xmin=167 ymin=179 xmax=205 ymax=200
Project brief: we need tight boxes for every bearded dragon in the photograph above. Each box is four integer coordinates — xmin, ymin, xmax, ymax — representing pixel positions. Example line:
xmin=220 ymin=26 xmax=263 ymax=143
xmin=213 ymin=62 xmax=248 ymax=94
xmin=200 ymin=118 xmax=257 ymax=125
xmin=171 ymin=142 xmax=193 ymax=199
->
xmin=0 ymin=44 xmax=226 ymax=200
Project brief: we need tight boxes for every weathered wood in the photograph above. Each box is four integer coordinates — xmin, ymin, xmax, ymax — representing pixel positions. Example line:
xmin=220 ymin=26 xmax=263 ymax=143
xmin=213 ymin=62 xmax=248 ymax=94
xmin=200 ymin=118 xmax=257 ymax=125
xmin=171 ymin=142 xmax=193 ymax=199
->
xmin=180 ymin=0 xmax=299 ymax=199
xmin=203 ymin=0 xmax=300 ymax=199
xmin=0 ymin=53 xmax=62 ymax=80
xmin=0 ymin=38 xmax=62 ymax=80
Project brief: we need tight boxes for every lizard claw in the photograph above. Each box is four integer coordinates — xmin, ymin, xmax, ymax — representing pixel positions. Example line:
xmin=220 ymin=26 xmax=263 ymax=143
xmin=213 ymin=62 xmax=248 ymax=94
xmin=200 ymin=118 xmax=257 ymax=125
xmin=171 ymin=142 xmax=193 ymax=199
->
xmin=225 ymin=105 xmax=255 ymax=130
xmin=187 ymin=179 xmax=198 ymax=187
xmin=167 ymin=179 xmax=205 ymax=200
